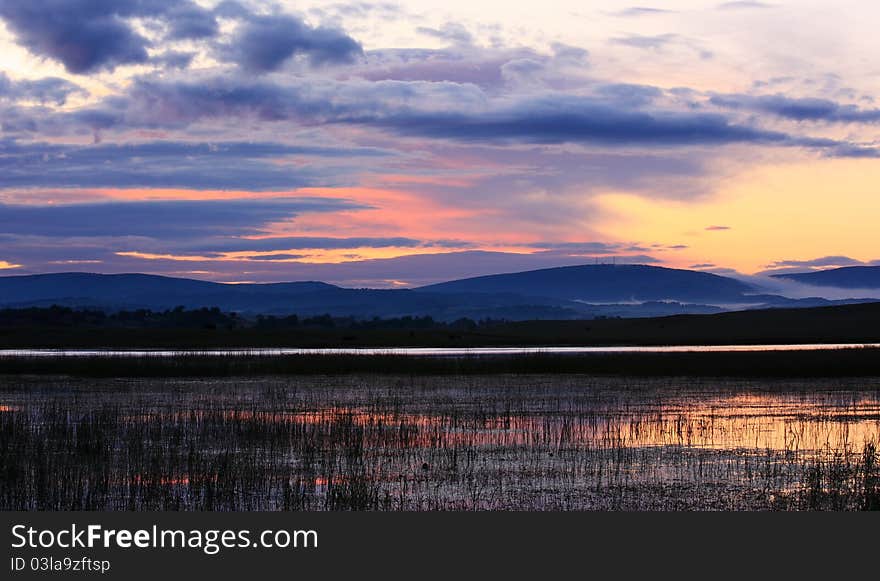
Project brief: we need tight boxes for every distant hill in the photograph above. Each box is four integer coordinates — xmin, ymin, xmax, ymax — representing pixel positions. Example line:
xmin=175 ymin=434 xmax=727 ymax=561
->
xmin=772 ymin=266 xmax=880 ymax=289
xmin=0 ymin=272 xmax=587 ymax=320
xmin=419 ymin=264 xmax=756 ymax=303
xmin=0 ymin=273 xmax=336 ymax=307
xmin=1 ymin=267 xmax=869 ymax=321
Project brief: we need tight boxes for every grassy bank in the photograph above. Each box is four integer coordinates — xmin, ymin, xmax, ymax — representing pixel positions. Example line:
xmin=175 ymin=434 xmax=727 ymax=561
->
xmin=3 ymin=348 xmax=880 ymax=377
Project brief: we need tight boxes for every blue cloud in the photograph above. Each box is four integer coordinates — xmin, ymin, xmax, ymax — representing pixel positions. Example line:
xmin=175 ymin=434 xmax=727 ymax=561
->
xmin=0 ymin=73 xmax=88 ymax=105
xmin=164 ymin=4 xmax=218 ymax=40
xmin=223 ymin=12 xmax=362 ymax=72
xmin=0 ymin=0 xmax=217 ymax=73
xmin=67 ymin=76 xmax=844 ymax=149
xmin=358 ymin=102 xmax=794 ymax=146
xmin=711 ymin=93 xmax=880 ymax=123
xmin=0 ymin=198 xmax=366 ymax=239
xmin=0 ymin=140 xmax=388 ymax=191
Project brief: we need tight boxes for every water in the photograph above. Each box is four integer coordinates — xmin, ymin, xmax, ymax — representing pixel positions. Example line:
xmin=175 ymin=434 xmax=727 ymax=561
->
xmin=1 ymin=343 xmax=879 ymax=358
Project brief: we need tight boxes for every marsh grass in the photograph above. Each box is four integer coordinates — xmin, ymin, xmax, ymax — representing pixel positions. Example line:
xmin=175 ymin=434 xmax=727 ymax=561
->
xmin=1 ymin=375 xmax=879 ymax=510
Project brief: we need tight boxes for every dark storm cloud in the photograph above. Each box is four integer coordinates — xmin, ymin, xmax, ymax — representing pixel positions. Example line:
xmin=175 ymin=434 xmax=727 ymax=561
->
xmin=0 ymin=73 xmax=87 ymax=105
xmin=0 ymin=198 xmax=366 ymax=239
xmin=0 ymin=140 xmax=388 ymax=191
xmin=710 ymin=93 xmax=880 ymax=123
xmin=222 ymin=12 xmax=363 ymax=72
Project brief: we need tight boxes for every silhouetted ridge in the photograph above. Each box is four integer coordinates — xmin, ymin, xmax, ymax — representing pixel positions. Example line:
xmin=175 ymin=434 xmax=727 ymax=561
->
xmin=772 ymin=266 xmax=880 ymax=289
xmin=419 ymin=264 xmax=755 ymax=302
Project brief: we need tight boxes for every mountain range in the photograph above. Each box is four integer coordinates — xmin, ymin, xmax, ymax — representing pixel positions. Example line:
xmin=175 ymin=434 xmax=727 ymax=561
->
xmin=0 ymin=264 xmax=878 ymax=320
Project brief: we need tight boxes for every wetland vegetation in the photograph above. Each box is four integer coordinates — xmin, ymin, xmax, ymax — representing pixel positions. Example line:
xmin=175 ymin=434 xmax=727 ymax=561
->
xmin=2 ymin=374 xmax=878 ymax=511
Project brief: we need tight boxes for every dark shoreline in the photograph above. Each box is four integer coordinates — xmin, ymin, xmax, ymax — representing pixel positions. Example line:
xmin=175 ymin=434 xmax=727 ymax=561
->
xmin=2 ymin=348 xmax=880 ymax=378
xmin=4 ymin=301 xmax=880 ymax=349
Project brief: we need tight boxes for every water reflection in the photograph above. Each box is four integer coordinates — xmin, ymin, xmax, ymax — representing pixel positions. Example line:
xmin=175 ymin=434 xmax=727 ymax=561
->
xmin=122 ymin=390 xmax=880 ymax=456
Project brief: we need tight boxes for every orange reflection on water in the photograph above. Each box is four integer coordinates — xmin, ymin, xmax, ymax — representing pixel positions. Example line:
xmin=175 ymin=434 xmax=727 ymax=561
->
xmin=139 ymin=391 xmax=880 ymax=456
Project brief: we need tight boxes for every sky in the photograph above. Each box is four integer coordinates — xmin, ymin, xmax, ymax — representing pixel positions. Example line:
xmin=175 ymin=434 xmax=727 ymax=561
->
xmin=1 ymin=0 xmax=879 ymax=287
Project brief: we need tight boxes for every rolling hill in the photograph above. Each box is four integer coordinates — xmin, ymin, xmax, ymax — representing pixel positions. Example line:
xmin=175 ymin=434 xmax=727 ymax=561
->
xmin=772 ymin=266 xmax=880 ymax=289
xmin=419 ymin=264 xmax=756 ymax=303
xmin=0 ymin=272 xmax=586 ymax=320
xmin=0 ymin=265 xmax=869 ymax=321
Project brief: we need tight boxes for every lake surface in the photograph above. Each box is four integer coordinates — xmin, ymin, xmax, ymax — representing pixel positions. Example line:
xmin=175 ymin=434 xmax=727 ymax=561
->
xmin=2 ymin=343 xmax=879 ymax=357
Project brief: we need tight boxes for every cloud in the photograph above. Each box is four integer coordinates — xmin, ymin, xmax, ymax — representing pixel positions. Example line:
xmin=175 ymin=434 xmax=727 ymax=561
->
xmin=11 ymin=73 xmax=870 ymax=156
xmin=611 ymin=7 xmax=675 ymax=17
xmin=764 ymin=256 xmax=869 ymax=270
xmin=718 ymin=1 xmax=774 ymax=9
xmin=242 ymin=254 xmax=306 ymax=261
xmin=362 ymin=46 xmax=565 ymax=88
xmin=592 ymin=83 xmax=663 ymax=107
xmin=0 ymin=1 xmax=153 ymax=73
xmin=611 ymin=33 xmax=713 ymax=59
xmin=611 ymin=34 xmax=679 ymax=50
xmin=154 ymin=51 xmax=197 ymax=70
xmin=222 ymin=12 xmax=362 ymax=72
xmin=0 ymin=197 xmax=365 ymax=239
xmin=192 ymin=236 xmax=427 ymax=253
xmin=0 ymin=73 xmax=87 ymax=105
xmin=711 ymin=93 xmax=880 ymax=123
xmin=0 ymin=140 xmax=388 ymax=191
xmin=163 ymin=3 xmax=219 ymax=40
xmin=416 ymin=23 xmax=474 ymax=46
xmin=705 ymin=225 xmax=731 ymax=231
xmin=361 ymin=101 xmax=798 ymax=147
xmin=524 ymin=241 xmax=632 ymax=254
xmin=0 ymin=0 xmax=360 ymax=75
